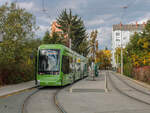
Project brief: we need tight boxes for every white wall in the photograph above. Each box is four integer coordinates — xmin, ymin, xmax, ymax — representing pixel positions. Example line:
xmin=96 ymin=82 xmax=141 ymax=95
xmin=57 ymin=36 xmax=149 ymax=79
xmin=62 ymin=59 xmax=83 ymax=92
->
xmin=111 ymin=30 xmax=142 ymax=68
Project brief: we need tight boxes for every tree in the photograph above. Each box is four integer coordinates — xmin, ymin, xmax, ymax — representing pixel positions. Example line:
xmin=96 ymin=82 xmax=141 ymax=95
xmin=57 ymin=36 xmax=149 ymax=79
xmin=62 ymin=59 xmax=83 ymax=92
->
xmin=56 ymin=9 xmax=87 ymax=54
xmin=42 ymin=31 xmax=64 ymax=44
xmin=96 ymin=50 xmax=112 ymax=69
xmin=78 ymin=37 xmax=90 ymax=56
xmin=89 ymin=30 xmax=98 ymax=62
xmin=0 ymin=3 xmax=38 ymax=84
xmin=43 ymin=31 xmax=51 ymax=44
xmin=118 ymin=20 xmax=150 ymax=77
xmin=125 ymin=20 xmax=150 ymax=67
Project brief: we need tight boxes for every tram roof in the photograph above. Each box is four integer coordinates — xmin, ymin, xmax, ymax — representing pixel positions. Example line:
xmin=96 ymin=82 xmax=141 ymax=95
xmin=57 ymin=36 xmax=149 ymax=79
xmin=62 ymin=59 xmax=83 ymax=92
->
xmin=38 ymin=44 xmax=87 ymax=60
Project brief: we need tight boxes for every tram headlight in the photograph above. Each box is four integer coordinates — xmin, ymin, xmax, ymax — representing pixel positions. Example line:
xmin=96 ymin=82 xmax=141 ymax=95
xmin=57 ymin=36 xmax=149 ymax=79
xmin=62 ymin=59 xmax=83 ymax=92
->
xmin=36 ymin=80 xmax=40 ymax=85
xmin=37 ymin=80 xmax=40 ymax=83
xmin=56 ymin=72 xmax=59 ymax=75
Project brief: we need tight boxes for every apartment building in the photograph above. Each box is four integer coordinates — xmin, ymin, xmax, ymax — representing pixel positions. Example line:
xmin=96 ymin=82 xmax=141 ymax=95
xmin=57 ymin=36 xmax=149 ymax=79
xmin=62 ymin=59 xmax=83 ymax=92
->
xmin=111 ymin=22 xmax=145 ymax=67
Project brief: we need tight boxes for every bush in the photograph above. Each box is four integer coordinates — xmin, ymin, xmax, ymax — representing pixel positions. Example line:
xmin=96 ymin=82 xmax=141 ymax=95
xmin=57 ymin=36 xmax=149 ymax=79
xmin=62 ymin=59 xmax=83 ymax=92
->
xmin=123 ymin=63 xmax=133 ymax=78
xmin=132 ymin=66 xmax=150 ymax=84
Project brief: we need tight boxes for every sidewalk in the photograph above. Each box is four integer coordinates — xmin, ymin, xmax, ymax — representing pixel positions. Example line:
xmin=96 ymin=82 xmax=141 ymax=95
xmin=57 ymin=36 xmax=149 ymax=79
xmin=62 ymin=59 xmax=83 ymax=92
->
xmin=0 ymin=81 xmax=36 ymax=97
xmin=58 ymin=71 xmax=150 ymax=113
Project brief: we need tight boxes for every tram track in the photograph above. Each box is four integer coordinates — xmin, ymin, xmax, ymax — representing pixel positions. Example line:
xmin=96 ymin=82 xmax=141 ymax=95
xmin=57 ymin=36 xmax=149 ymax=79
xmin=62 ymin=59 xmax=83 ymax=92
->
xmin=21 ymin=86 xmax=42 ymax=113
xmin=21 ymin=85 xmax=70 ymax=113
xmin=113 ymin=72 xmax=150 ymax=96
xmin=21 ymin=76 xmax=86 ymax=113
xmin=108 ymin=71 xmax=150 ymax=106
xmin=54 ymin=87 xmax=67 ymax=113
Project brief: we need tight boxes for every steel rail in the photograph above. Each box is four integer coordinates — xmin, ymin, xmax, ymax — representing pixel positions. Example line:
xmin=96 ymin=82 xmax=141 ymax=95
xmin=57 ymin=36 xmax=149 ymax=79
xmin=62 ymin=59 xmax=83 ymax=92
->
xmin=21 ymin=86 xmax=43 ymax=113
xmin=108 ymin=71 xmax=150 ymax=105
xmin=22 ymin=77 xmax=87 ymax=113
xmin=54 ymin=77 xmax=86 ymax=113
xmin=54 ymin=88 xmax=68 ymax=113
xmin=112 ymin=72 xmax=150 ymax=96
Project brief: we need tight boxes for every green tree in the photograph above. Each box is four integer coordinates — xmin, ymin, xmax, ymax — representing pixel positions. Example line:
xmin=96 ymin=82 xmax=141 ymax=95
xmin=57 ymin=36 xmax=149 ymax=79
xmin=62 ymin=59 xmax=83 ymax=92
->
xmin=56 ymin=9 xmax=87 ymax=54
xmin=42 ymin=31 xmax=64 ymax=44
xmin=78 ymin=37 xmax=90 ymax=56
xmin=43 ymin=31 xmax=51 ymax=44
xmin=0 ymin=3 xmax=38 ymax=84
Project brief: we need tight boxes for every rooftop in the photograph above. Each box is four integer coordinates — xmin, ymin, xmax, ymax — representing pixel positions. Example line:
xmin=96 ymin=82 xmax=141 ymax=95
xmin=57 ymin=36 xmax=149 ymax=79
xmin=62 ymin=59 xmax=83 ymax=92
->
xmin=113 ymin=23 xmax=145 ymax=31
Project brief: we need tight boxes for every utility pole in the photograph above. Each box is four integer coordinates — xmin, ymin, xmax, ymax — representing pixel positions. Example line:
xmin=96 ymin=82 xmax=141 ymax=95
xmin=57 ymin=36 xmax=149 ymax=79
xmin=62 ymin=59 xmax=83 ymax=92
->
xmin=117 ymin=53 xmax=118 ymax=69
xmin=67 ymin=23 xmax=71 ymax=48
xmin=120 ymin=22 xmax=123 ymax=75
xmin=120 ymin=6 xmax=128 ymax=75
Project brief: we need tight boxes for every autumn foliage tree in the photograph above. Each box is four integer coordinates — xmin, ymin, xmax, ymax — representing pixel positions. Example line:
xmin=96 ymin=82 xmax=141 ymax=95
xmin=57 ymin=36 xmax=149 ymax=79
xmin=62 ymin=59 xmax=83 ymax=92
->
xmin=126 ymin=20 xmax=150 ymax=67
xmin=89 ymin=30 xmax=98 ymax=63
xmin=96 ymin=50 xmax=112 ymax=69
xmin=115 ymin=20 xmax=150 ymax=78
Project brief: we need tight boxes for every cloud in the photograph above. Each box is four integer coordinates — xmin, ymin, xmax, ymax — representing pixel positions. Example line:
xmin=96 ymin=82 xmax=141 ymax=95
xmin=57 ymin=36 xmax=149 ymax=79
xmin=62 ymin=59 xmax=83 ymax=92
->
xmin=85 ymin=14 xmax=112 ymax=27
xmin=87 ymin=27 xmax=112 ymax=50
xmin=0 ymin=0 xmax=11 ymax=6
xmin=36 ymin=25 xmax=50 ymax=37
xmin=129 ymin=13 xmax=150 ymax=24
xmin=16 ymin=1 xmax=40 ymax=12
xmin=58 ymin=0 xmax=87 ymax=10
xmin=38 ymin=16 xmax=54 ymax=24
xmin=86 ymin=19 xmax=104 ymax=26
xmin=17 ymin=2 xmax=33 ymax=10
xmin=97 ymin=27 xmax=112 ymax=49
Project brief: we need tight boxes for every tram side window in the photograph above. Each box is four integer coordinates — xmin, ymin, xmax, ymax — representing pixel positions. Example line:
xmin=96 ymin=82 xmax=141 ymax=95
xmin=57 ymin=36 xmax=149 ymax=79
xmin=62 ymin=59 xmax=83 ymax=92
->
xmin=69 ymin=57 xmax=73 ymax=73
xmin=62 ymin=56 xmax=69 ymax=74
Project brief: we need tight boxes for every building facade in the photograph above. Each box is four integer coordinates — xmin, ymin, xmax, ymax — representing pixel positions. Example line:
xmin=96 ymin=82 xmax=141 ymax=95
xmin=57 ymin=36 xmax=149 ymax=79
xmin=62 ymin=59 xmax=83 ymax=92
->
xmin=50 ymin=21 xmax=70 ymax=47
xmin=50 ymin=21 xmax=62 ymax=36
xmin=111 ymin=22 xmax=145 ymax=68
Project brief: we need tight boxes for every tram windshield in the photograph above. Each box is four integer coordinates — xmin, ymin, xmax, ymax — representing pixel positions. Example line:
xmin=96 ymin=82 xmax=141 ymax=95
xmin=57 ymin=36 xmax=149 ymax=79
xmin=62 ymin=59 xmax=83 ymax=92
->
xmin=38 ymin=49 xmax=60 ymax=74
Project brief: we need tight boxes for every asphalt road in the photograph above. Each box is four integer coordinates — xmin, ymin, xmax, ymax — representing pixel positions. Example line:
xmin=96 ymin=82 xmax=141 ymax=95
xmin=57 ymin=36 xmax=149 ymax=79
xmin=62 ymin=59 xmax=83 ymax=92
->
xmin=0 ymin=89 xmax=36 ymax=113
xmin=0 ymin=87 xmax=61 ymax=113
xmin=24 ymin=87 xmax=60 ymax=113
xmin=1 ymin=71 xmax=150 ymax=113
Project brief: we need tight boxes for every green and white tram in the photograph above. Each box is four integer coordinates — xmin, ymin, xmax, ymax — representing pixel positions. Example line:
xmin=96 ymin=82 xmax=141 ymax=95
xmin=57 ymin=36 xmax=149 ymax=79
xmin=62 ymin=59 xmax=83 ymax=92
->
xmin=35 ymin=44 xmax=88 ymax=86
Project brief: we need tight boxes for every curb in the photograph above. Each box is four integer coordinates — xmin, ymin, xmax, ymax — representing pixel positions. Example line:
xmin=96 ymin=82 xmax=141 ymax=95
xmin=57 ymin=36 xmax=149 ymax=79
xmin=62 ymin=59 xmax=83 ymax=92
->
xmin=111 ymin=71 xmax=150 ymax=90
xmin=0 ymin=85 xmax=37 ymax=99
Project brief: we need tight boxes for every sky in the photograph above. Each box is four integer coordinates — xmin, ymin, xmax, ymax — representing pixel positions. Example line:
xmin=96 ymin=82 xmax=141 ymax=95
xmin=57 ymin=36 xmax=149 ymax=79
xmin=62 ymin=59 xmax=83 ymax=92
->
xmin=0 ymin=0 xmax=150 ymax=49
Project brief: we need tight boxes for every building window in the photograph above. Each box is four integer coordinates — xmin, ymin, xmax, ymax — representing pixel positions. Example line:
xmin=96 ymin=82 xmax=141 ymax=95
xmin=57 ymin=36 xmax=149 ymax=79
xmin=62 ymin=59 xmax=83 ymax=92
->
xmin=62 ymin=56 xmax=69 ymax=74
xmin=123 ymin=37 xmax=126 ymax=40
xmin=116 ymin=32 xmax=120 ymax=36
xmin=116 ymin=39 xmax=120 ymax=41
